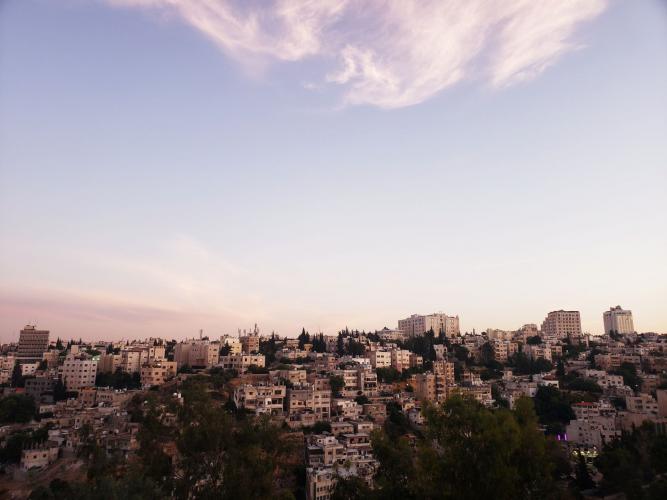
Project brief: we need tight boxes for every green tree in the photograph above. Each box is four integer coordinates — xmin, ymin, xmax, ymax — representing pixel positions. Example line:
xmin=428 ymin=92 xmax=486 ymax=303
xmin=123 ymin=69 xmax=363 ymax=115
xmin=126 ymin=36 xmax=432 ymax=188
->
xmin=331 ymin=476 xmax=372 ymax=500
xmin=329 ymin=375 xmax=345 ymax=396
xmin=0 ymin=394 xmax=36 ymax=424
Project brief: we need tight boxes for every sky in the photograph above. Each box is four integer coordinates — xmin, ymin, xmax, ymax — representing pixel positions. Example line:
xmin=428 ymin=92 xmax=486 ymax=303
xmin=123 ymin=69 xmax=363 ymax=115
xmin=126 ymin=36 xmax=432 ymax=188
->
xmin=0 ymin=0 xmax=666 ymax=342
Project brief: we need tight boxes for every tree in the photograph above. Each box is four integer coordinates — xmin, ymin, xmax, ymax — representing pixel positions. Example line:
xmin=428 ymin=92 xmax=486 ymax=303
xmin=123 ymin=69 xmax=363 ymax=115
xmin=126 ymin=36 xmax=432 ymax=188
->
xmin=11 ymin=361 xmax=24 ymax=388
xmin=354 ymin=395 xmax=370 ymax=405
xmin=331 ymin=476 xmax=372 ymax=500
xmin=416 ymin=396 xmax=559 ymax=500
xmin=0 ymin=394 xmax=36 ymax=424
xmin=375 ymin=367 xmax=401 ymax=384
xmin=297 ymin=328 xmax=310 ymax=349
xmin=575 ymin=452 xmax=595 ymax=491
xmin=526 ymin=335 xmax=542 ymax=345
xmin=611 ymin=362 xmax=641 ymax=392
xmin=566 ymin=377 xmax=602 ymax=394
xmin=330 ymin=375 xmax=345 ymax=396
xmin=533 ymin=386 xmax=575 ymax=435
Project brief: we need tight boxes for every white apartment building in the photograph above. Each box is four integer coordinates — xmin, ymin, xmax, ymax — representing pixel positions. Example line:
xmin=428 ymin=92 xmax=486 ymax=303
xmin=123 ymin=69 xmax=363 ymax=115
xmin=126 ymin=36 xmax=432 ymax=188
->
xmin=603 ymin=305 xmax=635 ymax=335
xmin=60 ymin=354 xmax=98 ymax=391
xmin=398 ymin=313 xmax=460 ymax=338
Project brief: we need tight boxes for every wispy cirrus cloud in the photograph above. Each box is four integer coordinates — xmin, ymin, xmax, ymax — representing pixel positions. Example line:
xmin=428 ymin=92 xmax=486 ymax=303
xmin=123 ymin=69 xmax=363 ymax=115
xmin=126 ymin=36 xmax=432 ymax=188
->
xmin=107 ymin=0 xmax=608 ymax=108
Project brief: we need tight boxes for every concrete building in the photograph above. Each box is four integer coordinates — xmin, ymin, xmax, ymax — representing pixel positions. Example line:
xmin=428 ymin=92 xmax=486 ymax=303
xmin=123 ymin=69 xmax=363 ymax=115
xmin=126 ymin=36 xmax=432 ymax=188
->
xmin=286 ymin=383 xmax=331 ymax=421
xmin=60 ymin=354 xmax=98 ymax=392
xmin=140 ymin=361 xmax=177 ymax=388
xmin=174 ymin=340 xmax=219 ymax=368
xmin=219 ymin=353 xmax=265 ymax=373
xmin=221 ymin=335 xmax=242 ymax=355
xmin=541 ymin=310 xmax=582 ymax=340
xmin=17 ymin=325 xmax=50 ymax=362
xmin=398 ymin=313 xmax=460 ymax=338
xmin=368 ymin=349 xmax=391 ymax=369
xmin=603 ymin=305 xmax=635 ymax=335
xmin=20 ymin=442 xmax=59 ymax=470
xmin=390 ymin=349 xmax=412 ymax=372
xmin=233 ymin=383 xmax=286 ymax=416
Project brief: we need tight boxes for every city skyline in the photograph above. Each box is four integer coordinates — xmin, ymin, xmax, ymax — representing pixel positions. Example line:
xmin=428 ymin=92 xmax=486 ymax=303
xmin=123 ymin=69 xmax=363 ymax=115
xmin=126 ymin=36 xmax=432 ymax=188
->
xmin=1 ymin=0 xmax=666 ymax=341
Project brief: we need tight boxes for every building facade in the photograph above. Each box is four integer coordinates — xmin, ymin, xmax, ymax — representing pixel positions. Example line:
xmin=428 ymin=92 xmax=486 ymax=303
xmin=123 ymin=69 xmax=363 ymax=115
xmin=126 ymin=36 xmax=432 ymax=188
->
xmin=17 ymin=325 xmax=50 ymax=362
xmin=603 ymin=305 xmax=635 ymax=335
xmin=541 ymin=310 xmax=582 ymax=340
xmin=398 ymin=313 xmax=460 ymax=338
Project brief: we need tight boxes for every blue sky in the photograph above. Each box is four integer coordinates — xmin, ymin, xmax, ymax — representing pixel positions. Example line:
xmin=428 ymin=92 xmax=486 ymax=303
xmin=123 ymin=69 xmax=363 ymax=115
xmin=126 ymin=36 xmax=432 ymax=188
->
xmin=1 ymin=0 xmax=666 ymax=341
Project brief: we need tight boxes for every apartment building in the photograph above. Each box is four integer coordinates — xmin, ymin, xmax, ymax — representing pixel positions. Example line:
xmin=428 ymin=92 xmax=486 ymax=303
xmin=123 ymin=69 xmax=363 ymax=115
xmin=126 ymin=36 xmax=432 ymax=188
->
xmin=174 ymin=340 xmax=220 ymax=368
xmin=140 ymin=361 xmax=177 ymax=388
xmin=390 ymin=349 xmax=412 ymax=372
xmin=603 ymin=305 xmax=635 ymax=335
xmin=541 ymin=310 xmax=582 ymax=340
xmin=398 ymin=313 xmax=460 ymax=338
xmin=60 ymin=354 xmax=98 ymax=391
xmin=219 ymin=353 xmax=265 ymax=373
xmin=17 ymin=325 xmax=50 ymax=362
xmin=286 ymin=383 xmax=331 ymax=421
xmin=368 ymin=349 xmax=391 ymax=369
xmin=233 ymin=383 xmax=286 ymax=416
xmin=221 ymin=335 xmax=242 ymax=355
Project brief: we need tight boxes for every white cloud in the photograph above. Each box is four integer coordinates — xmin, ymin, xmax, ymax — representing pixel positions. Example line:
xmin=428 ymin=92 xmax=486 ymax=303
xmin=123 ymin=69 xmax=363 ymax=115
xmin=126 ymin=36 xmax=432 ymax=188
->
xmin=105 ymin=0 xmax=608 ymax=108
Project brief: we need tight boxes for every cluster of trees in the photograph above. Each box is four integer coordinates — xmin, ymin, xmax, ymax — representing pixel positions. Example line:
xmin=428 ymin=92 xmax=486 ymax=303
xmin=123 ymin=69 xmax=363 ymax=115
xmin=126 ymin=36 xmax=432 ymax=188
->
xmin=595 ymin=422 xmax=667 ymax=499
xmin=335 ymin=330 xmax=366 ymax=356
xmin=334 ymin=395 xmax=570 ymax=500
xmin=297 ymin=329 xmax=327 ymax=353
xmin=532 ymin=386 xmax=576 ymax=435
xmin=30 ymin=376 xmax=301 ymax=499
xmin=375 ymin=366 xmax=425 ymax=384
xmin=611 ymin=362 xmax=642 ymax=392
xmin=0 ymin=394 xmax=36 ymax=424
xmin=507 ymin=352 xmax=554 ymax=375
xmin=95 ymin=368 xmax=141 ymax=390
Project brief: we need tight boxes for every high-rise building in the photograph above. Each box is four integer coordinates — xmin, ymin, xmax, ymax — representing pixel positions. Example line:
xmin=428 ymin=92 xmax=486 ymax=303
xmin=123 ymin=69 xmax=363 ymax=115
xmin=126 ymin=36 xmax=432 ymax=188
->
xmin=603 ymin=306 xmax=635 ymax=335
xmin=17 ymin=325 xmax=49 ymax=362
xmin=398 ymin=313 xmax=460 ymax=338
xmin=541 ymin=310 xmax=582 ymax=340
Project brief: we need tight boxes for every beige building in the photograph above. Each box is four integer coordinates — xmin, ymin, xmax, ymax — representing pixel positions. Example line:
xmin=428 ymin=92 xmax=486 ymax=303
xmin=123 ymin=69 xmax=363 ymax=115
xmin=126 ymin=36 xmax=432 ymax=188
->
xmin=603 ymin=305 xmax=635 ymax=335
xmin=398 ymin=313 xmax=460 ymax=338
xmin=98 ymin=353 xmax=122 ymax=374
xmin=287 ymin=383 xmax=331 ymax=421
xmin=219 ymin=353 xmax=265 ymax=373
xmin=369 ymin=350 xmax=391 ymax=369
xmin=20 ymin=442 xmax=59 ymax=470
xmin=140 ymin=361 xmax=177 ymax=388
xmin=541 ymin=310 xmax=582 ymax=339
xmin=174 ymin=340 xmax=219 ymax=368
xmin=390 ymin=349 xmax=412 ymax=372
xmin=60 ymin=354 xmax=97 ymax=391
xmin=233 ymin=383 xmax=286 ymax=415
xmin=17 ymin=325 xmax=50 ymax=362
xmin=221 ymin=335 xmax=242 ymax=354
